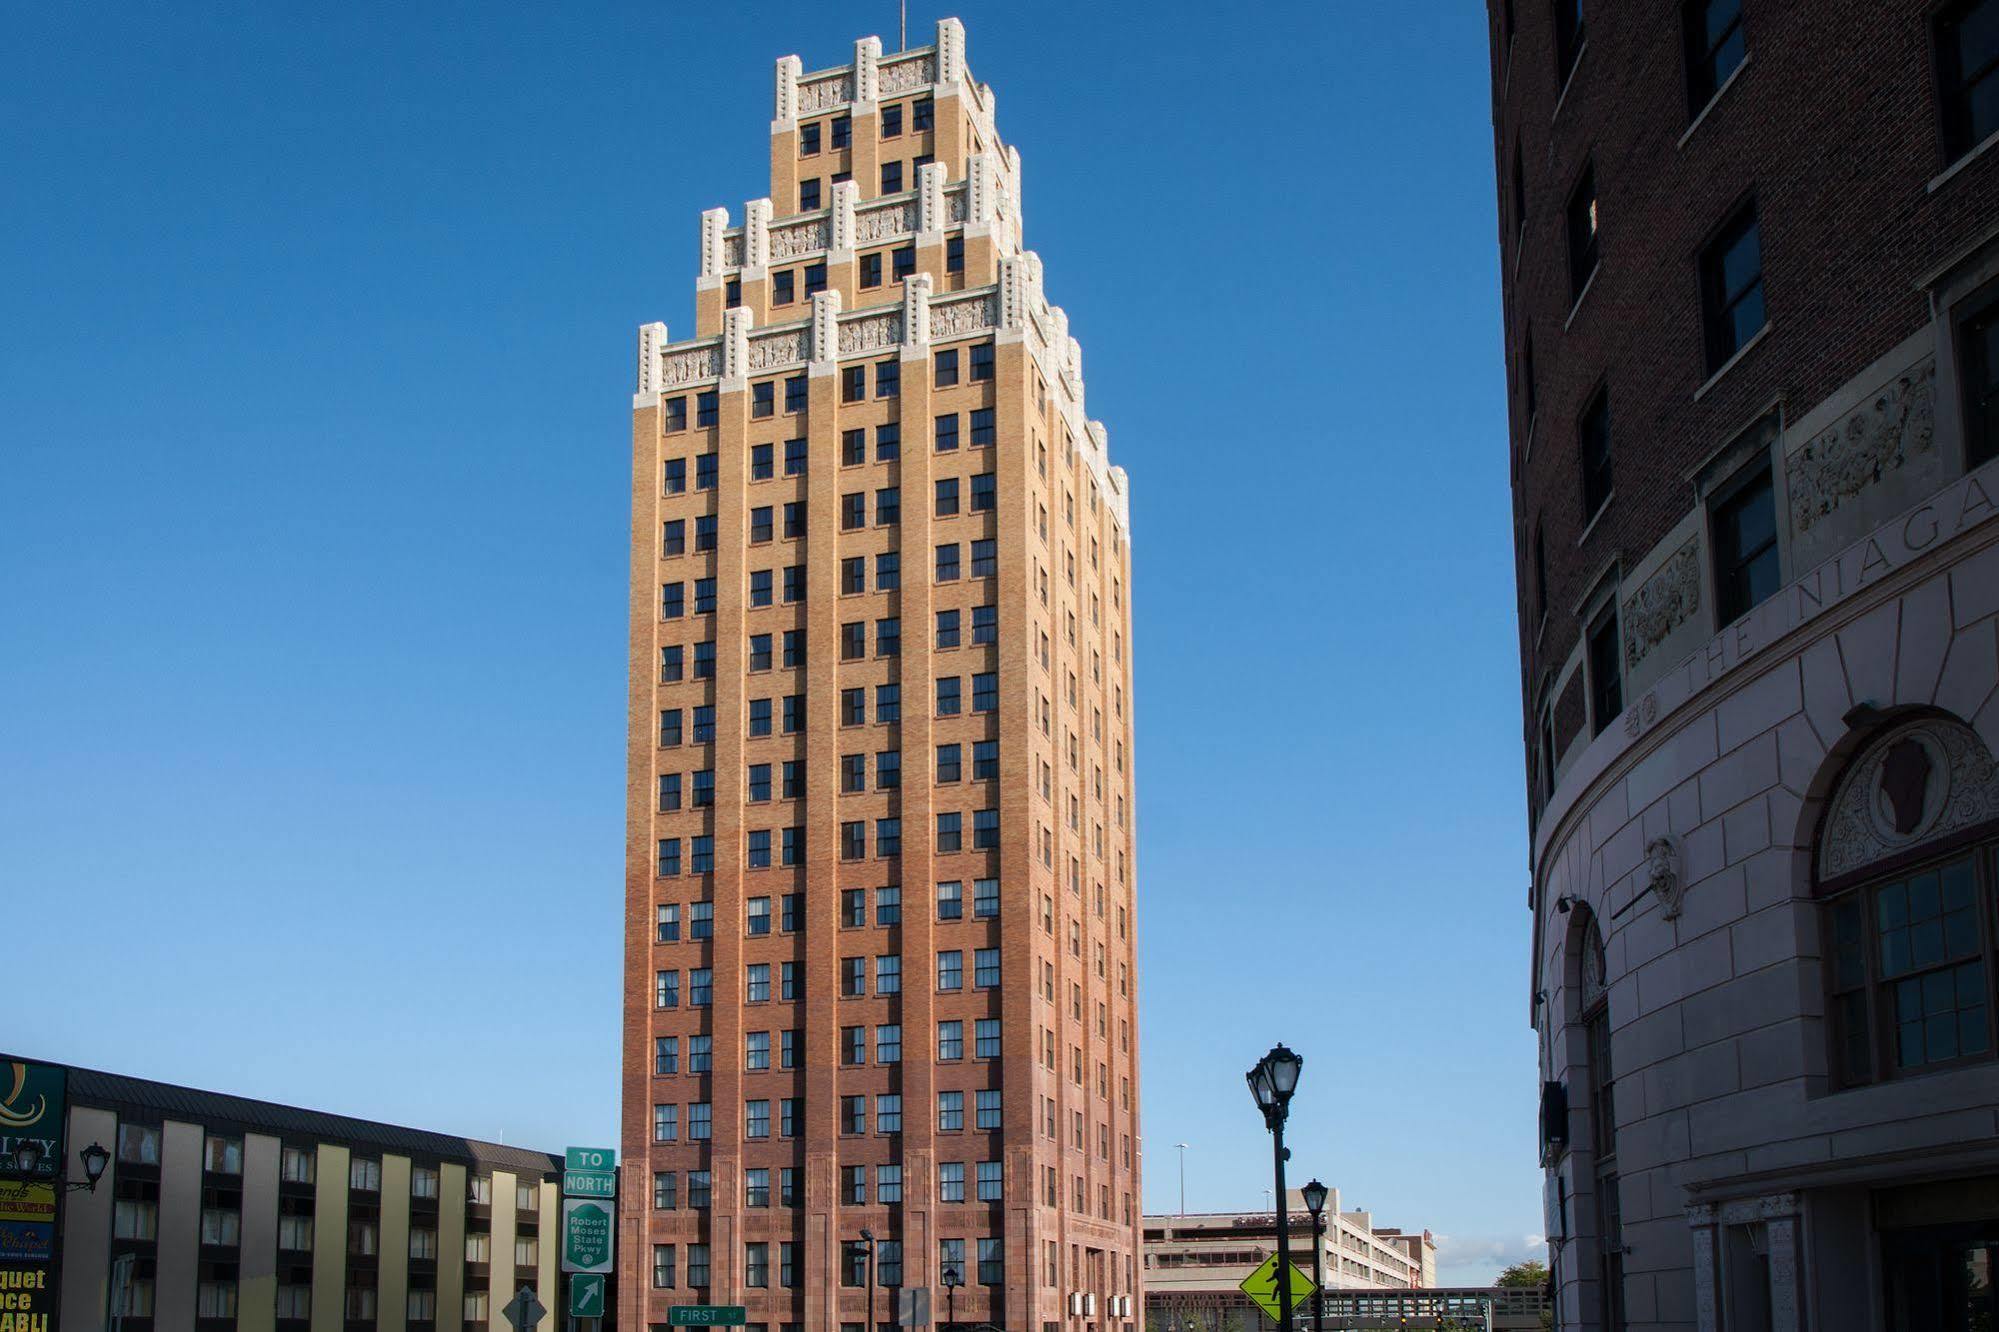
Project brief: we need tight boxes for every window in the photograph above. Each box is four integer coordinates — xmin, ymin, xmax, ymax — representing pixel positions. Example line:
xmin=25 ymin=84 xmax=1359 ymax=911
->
xmin=1683 ymin=0 xmax=1746 ymax=112
xmin=877 ymin=486 xmax=900 ymax=525
xmin=882 ymin=102 xmax=904 ymax=136
xmin=801 ymin=121 xmax=822 ymax=154
xmin=205 ymin=1135 xmax=242 ymax=1174
xmin=936 ymin=412 xmax=959 ymax=451
xmin=1579 ymin=389 xmax=1613 ymax=520
xmin=894 ymin=245 xmax=916 ymax=279
xmin=843 ymin=366 xmax=866 ymax=403
xmin=938 ymin=812 xmax=963 ymax=852
xmin=939 ymin=949 xmax=964 ymax=989
xmin=971 ymin=472 xmax=995 ymax=511
xmin=660 ymin=645 xmax=683 ymax=682
xmin=975 ymin=947 xmax=1000 ymax=988
xmin=697 ymin=395 xmax=718 ymax=429
xmin=877 ymin=684 xmax=900 ymax=721
xmin=1701 ymin=203 xmax=1765 ymax=371
xmin=784 ymin=436 xmax=807 ymax=474
xmin=978 ymin=1238 xmax=1004 ymax=1285
xmin=975 ymin=1018 xmax=1001 ymax=1058
xmin=664 ymin=401 xmax=688 ymax=434
xmin=976 ymin=1088 xmax=1002 ymax=1129
xmin=977 ymin=1161 xmax=1003 ymax=1202
xmin=947 ymin=234 xmax=964 ymax=273
xmin=1554 ymin=0 xmax=1585 ymax=84
xmin=937 ymin=609 xmax=961 ymax=649
xmin=805 ymin=263 xmax=826 ymax=296
xmin=1937 ymin=0 xmax=1999 ymax=162
xmin=939 ymin=1020 xmax=964 ymax=1060
xmin=938 ymin=677 xmax=963 ymax=716
xmin=936 ymin=477 xmax=961 ymax=516
xmin=653 ymin=1104 xmax=679 ymax=1142
xmin=973 ymin=672 xmax=998 ymax=713
xmin=937 ymin=744 xmax=963 ymax=783
xmin=1566 ymin=163 xmax=1599 ymax=304
xmin=1713 ymin=465 xmax=1778 ymax=625
xmin=1967 ymin=284 xmax=1999 ymax=470
xmin=694 ymin=640 xmax=715 ymax=679
xmin=877 ymin=883 xmax=901 ymax=924
xmin=860 ymin=251 xmax=883 ymax=288
xmin=843 ymin=955 xmax=866 ymax=996
xmin=799 ymin=178 xmax=821 ymax=211
xmin=971 ymin=539 xmax=996 ymax=577
xmin=970 ymin=343 xmax=994 ymax=381
xmin=876 ymin=359 xmax=900 ymax=398
xmin=832 ymin=115 xmax=851 ymax=148
xmin=689 ymin=1243 xmax=711 ymax=1288
xmin=940 ymin=1162 xmax=966 ymax=1202
xmin=936 ymin=349 xmax=960 ymax=386
xmin=842 ymin=620 xmax=866 ymax=660
xmin=1587 ymin=606 xmax=1623 ymax=736
xmin=878 ymin=617 xmax=901 ymax=657
xmin=974 ymin=741 xmax=998 ymax=780
xmin=938 ymin=1091 xmax=965 ymax=1130
xmin=661 ymin=582 xmax=685 ymax=619
xmin=877 ymin=954 xmax=901 ymax=993
xmin=842 ymin=1096 xmax=867 ymax=1135
xmin=970 ymin=408 xmax=995 ymax=446
xmin=937 ymin=543 xmax=961 ymax=581
xmin=752 ymin=382 xmax=775 ymax=420
xmin=878 ymin=1023 xmax=904 ymax=1064
xmin=974 ymin=877 xmax=999 ymax=917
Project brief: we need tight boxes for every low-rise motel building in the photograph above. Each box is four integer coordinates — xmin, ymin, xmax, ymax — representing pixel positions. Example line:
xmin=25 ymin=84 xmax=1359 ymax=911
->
xmin=0 ymin=1055 xmax=602 ymax=1332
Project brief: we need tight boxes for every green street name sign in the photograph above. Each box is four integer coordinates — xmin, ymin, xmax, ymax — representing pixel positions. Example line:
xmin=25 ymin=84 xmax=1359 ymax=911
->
xmin=564 ymin=1146 xmax=615 ymax=1171
xmin=669 ymin=1307 xmax=747 ymax=1327
xmin=563 ymin=1168 xmax=616 ymax=1199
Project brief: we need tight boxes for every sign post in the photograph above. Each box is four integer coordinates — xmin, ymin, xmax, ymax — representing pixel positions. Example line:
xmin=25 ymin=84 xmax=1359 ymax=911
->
xmin=502 ymin=1285 xmax=547 ymax=1332
xmin=1238 ymin=1254 xmax=1317 ymax=1325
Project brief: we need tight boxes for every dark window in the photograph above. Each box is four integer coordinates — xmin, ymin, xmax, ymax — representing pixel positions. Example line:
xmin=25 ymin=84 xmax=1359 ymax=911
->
xmin=1587 ymin=608 xmax=1622 ymax=736
xmin=748 ymin=698 xmax=772 ymax=736
xmin=882 ymin=103 xmax=904 ymax=137
xmin=876 ymin=487 xmax=900 ymax=525
xmin=843 ymin=428 xmax=866 ymax=466
xmin=662 ymin=519 xmax=685 ymax=556
xmin=935 ymin=349 xmax=959 ymax=387
xmin=1701 ymin=203 xmax=1766 ymax=371
xmin=842 ymin=556 xmax=866 ymax=596
xmin=751 ymin=443 xmax=774 ymax=479
xmin=875 ymin=552 xmax=899 ymax=591
xmin=693 ymin=640 xmax=715 ymax=680
xmin=935 ymin=413 xmax=959 ymax=451
xmin=783 ymin=504 xmax=804 ymax=539
xmin=893 ymin=246 xmax=915 ymax=279
xmin=832 ymin=115 xmax=851 ymax=148
xmin=842 ymin=366 xmax=866 ymax=403
xmin=784 ymin=375 xmax=807 ymax=413
xmin=973 ymin=740 xmax=997 ymax=779
xmin=1579 ymin=390 xmax=1613 ymax=520
xmin=695 ymin=514 xmax=718 ymax=552
xmin=946 ymin=235 xmax=964 ymax=273
xmin=696 ymin=452 xmax=718 ymax=490
xmin=1961 ymin=284 xmax=1999 ymax=470
xmin=876 ymin=617 xmax=900 ymax=658
xmin=876 ymin=360 xmax=899 ymax=397
xmin=783 ymin=630 xmax=802 ymax=667
xmin=876 ymin=684 xmax=900 ymax=722
xmin=881 ymin=161 xmax=904 ymax=193
xmin=841 ymin=621 xmax=866 ymax=660
xmin=1937 ymin=0 xmax=1999 ymax=162
xmin=971 ymin=539 xmax=996 ymax=577
xmin=784 ymin=437 xmax=807 ymax=474
xmin=970 ymin=343 xmax=994 ymax=381
xmin=842 ymin=688 xmax=865 ymax=726
xmin=970 ymin=473 xmax=995 ymax=511
xmin=842 ymin=492 xmax=866 ymax=530
xmin=750 ymin=634 xmax=774 ymax=671
xmin=694 ymin=577 xmax=716 ymax=614
xmin=783 ymin=695 xmax=804 ymax=733
xmin=860 ymin=252 xmax=883 ymax=288
xmin=971 ymin=605 xmax=996 ymax=645
xmin=936 ymin=543 xmax=960 ymax=581
xmin=970 ymin=408 xmax=996 ymax=446
xmin=1714 ymin=466 xmax=1779 ymax=625
xmin=938 ymin=677 xmax=962 ymax=716
xmin=973 ymin=672 xmax=997 ymax=713
xmin=1554 ymin=0 xmax=1585 ymax=84
xmin=936 ymin=478 xmax=960 ymax=516
xmin=799 ymin=178 xmax=820 ymax=211
xmin=751 ymin=382 xmax=774 ymax=421
xmin=725 ymin=278 xmax=741 ymax=309
xmin=938 ymin=744 xmax=962 ymax=782
xmin=1683 ymin=0 xmax=1746 ymax=112
xmin=937 ymin=609 xmax=960 ymax=648
xmin=801 ymin=122 xmax=821 ymax=154
xmin=664 ymin=399 xmax=688 ymax=433
xmin=876 ymin=423 xmax=899 ymax=461
xmin=782 ymin=564 xmax=805 ymax=603
xmin=804 ymin=263 xmax=827 ymax=296
xmin=1566 ymin=164 xmax=1599 ymax=304
xmin=913 ymin=98 xmax=934 ymax=130
xmin=773 ymin=270 xmax=795 ymax=305
xmin=750 ymin=507 xmax=773 ymax=543
xmin=696 ymin=393 xmax=718 ymax=428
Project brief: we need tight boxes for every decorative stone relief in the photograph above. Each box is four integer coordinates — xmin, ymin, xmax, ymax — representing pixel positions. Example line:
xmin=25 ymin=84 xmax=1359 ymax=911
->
xmin=1819 ymin=717 xmax=1999 ymax=881
xmin=799 ymin=76 xmax=851 ymax=114
xmin=855 ymin=201 xmax=916 ymax=244
xmin=723 ymin=234 xmax=744 ymax=267
xmin=930 ymin=294 xmax=996 ymax=340
xmin=768 ymin=219 xmax=829 ymax=262
xmin=747 ymin=329 xmax=808 ymax=372
xmin=1645 ymin=836 xmax=1683 ymax=920
xmin=1787 ymin=357 xmax=1936 ymax=536
xmin=1622 ymin=540 xmax=1701 ymax=672
xmin=837 ymin=313 xmax=903 ymax=357
xmin=945 ymin=188 xmax=968 ymax=224
xmin=659 ymin=346 xmax=721 ymax=389
xmin=879 ymin=55 xmax=933 ymax=95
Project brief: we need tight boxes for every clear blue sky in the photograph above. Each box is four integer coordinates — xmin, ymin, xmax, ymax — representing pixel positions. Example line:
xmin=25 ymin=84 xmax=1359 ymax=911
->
xmin=3 ymin=0 xmax=1536 ymax=1286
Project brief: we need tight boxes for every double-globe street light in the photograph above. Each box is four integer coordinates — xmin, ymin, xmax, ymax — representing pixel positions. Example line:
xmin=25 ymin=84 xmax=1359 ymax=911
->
xmin=9 ymin=1139 xmax=111 ymax=1193
xmin=1245 ymin=1045 xmax=1304 ymax=1332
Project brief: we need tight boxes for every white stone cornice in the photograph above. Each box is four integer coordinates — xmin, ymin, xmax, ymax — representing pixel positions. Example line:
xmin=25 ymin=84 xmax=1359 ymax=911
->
xmin=722 ymin=308 xmax=751 ymax=389
xmin=810 ymin=289 xmax=843 ymax=368
xmin=917 ymin=162 xmax=947 ymax=239
xmin=773 ymin=55 xmax=800 ymax=127
xmin=854 ymin=36 xmax=881 ymax=105
xmin=744 ymin=198 xmax=771 ymax=271
xmin=699 ymin=208 xmax=728 ymax=279
xmin=967 ymin=153 xmax=997 ymax=226
xmin=637 ymin=321 xmax=668 ymax=394
xmin=902 ymin=274 xmax=933 ymax=351
xmin=830 ymin=180 xmax=859 ymax=258
xmin=936 ymin=18 xmax=964 ymax=88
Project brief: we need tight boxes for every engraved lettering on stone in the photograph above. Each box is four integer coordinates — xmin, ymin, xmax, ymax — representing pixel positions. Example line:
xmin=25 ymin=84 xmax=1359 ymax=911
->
xmin=660 ymin=347 xmax=721 ymax=388
xmin=1622 ymin=540 xmax=1700 ymax=672
xmin=1787 ymin=357 xmax=1937 ymax=535
xmin=768 ymin=220 xmax=829 ymax=263
xmin=930 ymin=295 xmax=996 ymax=340
xmin=747 ymin=331 xmax=807 ymax=372
xmin=799 ymin=76 xmax=852 ymax=113
xmin=1820 ymin=718 xmax=1999 ymax=880
xmin=855 ymin=202 xmax=917 ymax=244
xmin=838 ymin=314 xmax=903 ymax=356
xmin=878 ymin=56 xmax=934 ymax=95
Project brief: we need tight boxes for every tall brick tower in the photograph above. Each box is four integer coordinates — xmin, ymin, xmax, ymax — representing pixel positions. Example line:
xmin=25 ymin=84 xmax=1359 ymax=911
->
xmin=620 ymin=20 xmax=1141 ymax=1332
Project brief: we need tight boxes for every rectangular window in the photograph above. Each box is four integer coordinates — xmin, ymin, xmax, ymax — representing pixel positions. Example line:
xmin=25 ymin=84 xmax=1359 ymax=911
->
xmin=660 ymin=645 xmax=683 ymax=682
xmin=689 ymin=1036 xmax=712 ymax=1073
xmin=1683 ymin=0 xmax=1746 ymax=112
xmin=745 ymin=1099 xmax=771 ymax=1138
xmin=974 ymin=877 xmax=999 ymax=917
xmin=876 ymin=359 xmax=900 ymax=398
xmin=946 ymin=234 xmax=964 ymax=273
xmin=745 ymin=1242 xmax=770 ymax=1287
xmin=877 ymin=1026 xmax=903 ymax=1065
xmin=939 ymin=1162 xmax=965 ymax=1202
xmin=805 ymin=263 xmax=826 ymax=296
xmin=860 ymin=251 xmax=883 ymax=288
xmin=1938 ymin=0 xmax=1999 ymax=162
xmin=690 ymin=966 xmax=713 ymax=1005
xmin=976 ymin=1088 xmax=1002 ymax=1129
xmin=653 ymin=1104 xmax=678 ymax=1142
xmin=664 ymin=401 xmax=688 ymax=434
xmin=972 ymin=604 xmax=997 ymax=645
xmin=876 ymin=550 xmax=900 ymax=590
xmin=842 ymin=365 xmax=866 ymax=403
xmin=973 ymin=672 xmax=998 ymax=713
xmin=1566 ymin=163 xmax=1599 ymax=304
xmin=689 ymin=1243 xmax=710 ymax=1288
xmin=939 ymin=1020 xmax=964 ymax=1060
xmin=936 ymin=542 xmax=961 ymax=582
xmin=882 ymin=160 xmax=904 ymax=193
xmin=1701 ymin=203 xmax=1765 ymax=371
xmin=656 ymin=1036 xmax=679 ymax=1074
xmin=938 ymin=879 xmax=964 ymax=917
xmin=938 ymin=1091 xmax=964 ymax=1131
xmin=877 ymin=953 xmax=902 ymax=993
xmin=938 ymin=812 xmax=963 ymax=852
xmin=661 ymin=582 xmax=685 ymax=620
xmin=975 ymin=947 xmax=1000 ymax=988
xmin=1588 ymin=607 xmax=1623 ymax=736
xmin=978 ymin=1238 xmax=1003 ymax=1285
xmin=784 ymin=436 xmax=807 ymax=474
xmin=1714 ymin=465 xmax=1779 ymax=625
xmin=697 ymin=395 xmax=718 ymax=429
xmin=935 ymin=413 xmax=959 ymax=451
xmin=694 ymin=640 xmax=716 ymax=679
xmin=894 ymin=245 xmax=916 ymax=279
xmin=689 ymin=1103 xmax=712 ymax=1140
xmin=936 ymin=477 xmax=960 ymax=516
xmin=832 ymin=115 xmax=851 ymax=148
xmin=1554 ymin=0 xmax=1585 ymax=84
xmin=971 ymin=539 xmax=996 ymax=577
xmin=975 ymin=1018 xmax=1001 ymax=1058
xmin=655 ymin=970 xmax=679 ymax=1008
xmin=938 ymin=676 xmax=963 ymax=716
xmin=976 ymin=1161 xmax=1003 ymax=1202
xmin=877 ymin=617 xmax=901 ymax=657
xmin=1579 ymin=389 xmax=1613 ymax=519
xmin=938 ymin=949 xmax=963 ymax=990
xmin=801 ymin=121 xmax=821 ymax=154
xmin=752 ymin=382 xmax=775 ymax=420
xmin=784 ymin=374 xmax=807 ymax=413
xmin=973 ymin=808 xmax=999 ymax=849
xmin=877 ymin=486 xmax=900 ymax=525
xmin=973 ymin=739 xmax=998 ymax=779
xmin=653 ymin=1171 xmax=678 ymax=1209
xmin=970 ymin=343 xmax=994 ymax=381
xmin=799 ymin=178 xmax=820 ymax=211
xmin=877 ymin=684 xmax=901 ymax=720
xmin=970 ymin=408 xmax=995 ymax=446
xmin=971 ymin=473 xmax=996 ymax=511
xmin=935 ymin=349 xmax=960 ymax=387
xmin=653 ymin=1244 xmax=677 ymax=1288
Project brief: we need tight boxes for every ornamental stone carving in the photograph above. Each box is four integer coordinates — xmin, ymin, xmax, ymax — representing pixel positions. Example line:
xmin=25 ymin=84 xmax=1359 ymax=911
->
xmin=837 ymin=313 xmax=903 ymax=357
xmin=747 ymin=329 xmax=808 ymax=372
xmin=1819 ymin=717 xmax=1999 ymax=882
xmin=1788 ymin=357 xmax=1936 ymax=536
xmin=1645 ymin=835 xmax=1683 ymax=920
xmin=768 ymin=219 xmax=829 ymax=263
xmin=855 ymin=201 xmax=916 ymax=244
xmin=946 ymin=189 xmax=968 ymax=224
xmin=723 ymin=234 xmax=744 ymax=267
xmin=930 ymin=294 xmax=996 ymax=340
xmin=1622 ymin=540 xmax=1701 ymax=672
xmin=878 ymin=55 xmax=934 ymax=95
xmin=799 ymin=76 xmax=851 ymax=114
xmin=659 ymin=346 xmax=721 ymax=389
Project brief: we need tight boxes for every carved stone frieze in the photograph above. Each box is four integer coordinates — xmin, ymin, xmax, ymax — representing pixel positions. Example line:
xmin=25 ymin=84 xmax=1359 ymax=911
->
xmin=1787 ymin=357 xmax=1937 ymax=536
xmin=930 ymin=294 xmax=996 ymax=340
xmin=747 ymin=330 xmax=807 ymax=372
xmin=946 ymin=190 xmax=968 ymax=224
xmin=837 ymin=313 xmax=903 ymax=356
xmin=768 ymin=220 xmax=829 ymax=263
xmin=798 ymin=76 xmax=851 ymax=113
xmin=878 ymin=55 xmax=934 ymax=95
xmin=723 ymin=234 xmax=744 ymax=267
xmin=1623 ymin=540 xmax=1701 ymax=672
xmin=1819 ymin=717 xmax=1999 ymax=881
xmin=659 ymin=346 xmax=721 ymax=388
xmin=855 ymin=202 xmax=916 ymax=245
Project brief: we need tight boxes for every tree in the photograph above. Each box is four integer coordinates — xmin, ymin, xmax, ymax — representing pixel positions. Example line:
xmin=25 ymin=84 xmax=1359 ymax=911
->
xmin=1497 ymin=1259 xmax=1550 ymax=1288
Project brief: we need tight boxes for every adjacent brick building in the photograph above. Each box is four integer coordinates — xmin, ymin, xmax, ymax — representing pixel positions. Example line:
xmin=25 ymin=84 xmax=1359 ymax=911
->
xmin=1487 ymin=1 xmax=1999 ymax=1329
xmin=620 ymin=20 xmax=1141 ymax=1332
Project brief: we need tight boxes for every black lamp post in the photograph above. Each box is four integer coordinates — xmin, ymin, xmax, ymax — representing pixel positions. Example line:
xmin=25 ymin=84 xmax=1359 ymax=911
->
xmin=1246 ymin=1045 xmax=1304 ymax=1332
xmin=860 ymin=1230 xmax=878 ymax=1332
xmin=942 ymin=1262 xmax=962 ymax=1332
xmin=1300 ymin=1179 xmax=1328 ymax=1332
xmin=7 ymin=1141 xmax=110 ymax=1193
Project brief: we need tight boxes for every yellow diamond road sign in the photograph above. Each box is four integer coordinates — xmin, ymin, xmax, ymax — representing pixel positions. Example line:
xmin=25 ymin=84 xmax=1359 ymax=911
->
xmin=1237 ymin=1253 xmax=1318 ymax=1322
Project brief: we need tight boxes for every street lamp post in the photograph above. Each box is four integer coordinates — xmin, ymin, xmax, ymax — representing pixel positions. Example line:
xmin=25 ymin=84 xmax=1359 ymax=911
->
xmin=861 ymin=1230 xmax=878 ymax=1332
xmin=942 ymin=1263 xmax=962 ymax=1332
xmin=1301 ymin=1179 xmax=1329 ymax=1332
xmin=1175 ymin=1143 xmax=1190 ymax=1216
xmin=7 ymin=1141 xmax=111 ymax=1193
xmin=1245 ymin=1045 xmax=1304 ymax=1332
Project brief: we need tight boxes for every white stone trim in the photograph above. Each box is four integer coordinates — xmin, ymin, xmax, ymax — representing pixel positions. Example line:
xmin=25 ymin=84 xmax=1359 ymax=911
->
xmin=853 ymin=35 xmax=881 ymax=106
xmin=810 ymin=289 xmax=843 ymax=366
xmin=743 ymin=198 xmax=771 ymax=272
xmin=636 ymin=322 xmax=668 ymax=394
xmin=901 ymin=274 xmax=932 ymax=350
xmin=699 ymin=209 xmax=728 ymax=280
xmin=721 ymin=308 xmax=751 ymax=388
xmin=773 ymin=55 xmax=800 ymax=126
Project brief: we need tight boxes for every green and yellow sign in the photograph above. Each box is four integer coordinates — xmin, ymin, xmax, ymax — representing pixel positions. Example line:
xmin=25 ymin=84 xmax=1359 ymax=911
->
xmin=0 ymin=1063 xmax=64 ymax=1182
xmin=0 ymin=1263 xmax=57 ymax=1332
xmin=1238 ymin=1254 xmax=1317 ymax=1323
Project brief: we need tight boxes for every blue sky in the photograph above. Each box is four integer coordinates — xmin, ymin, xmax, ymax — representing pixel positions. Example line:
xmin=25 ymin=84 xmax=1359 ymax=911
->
xmin=3 ymin=0 xmax=1536 ymax=1285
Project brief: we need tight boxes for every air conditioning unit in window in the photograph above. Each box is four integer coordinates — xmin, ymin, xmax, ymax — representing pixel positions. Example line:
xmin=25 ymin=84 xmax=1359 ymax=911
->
xmin=1084 ymin=1293 xmax=1097 ymax=1317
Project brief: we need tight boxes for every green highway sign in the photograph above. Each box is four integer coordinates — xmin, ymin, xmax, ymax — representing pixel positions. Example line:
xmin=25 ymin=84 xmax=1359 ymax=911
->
xmin=569 ymin=1274 xmax=606 ymax=1318
xmin=565 ymin=1146 xmax=615 ymax=1171
xmin=669 ymin=1308 xmax=748 ymax=1327
xmin=563 ymin=1168 xmax=616 ymax=1199
xmin=561 ymin=1198 xmax=615 ymax=1274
